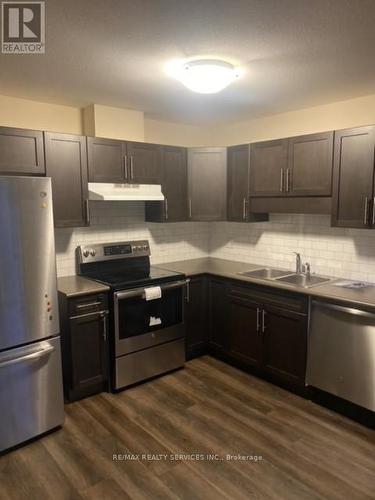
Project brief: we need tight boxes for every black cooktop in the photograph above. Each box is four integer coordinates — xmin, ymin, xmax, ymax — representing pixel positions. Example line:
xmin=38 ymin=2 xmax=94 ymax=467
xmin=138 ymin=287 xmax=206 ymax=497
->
xmin=83 ymin=265 xmax=184 ymax=291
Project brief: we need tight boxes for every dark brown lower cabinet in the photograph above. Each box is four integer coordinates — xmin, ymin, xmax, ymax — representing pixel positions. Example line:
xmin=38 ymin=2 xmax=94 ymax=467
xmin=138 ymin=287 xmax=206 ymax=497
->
xmin=262 ymin=305 xmax=307 ymax=387
xmin=185 ymin=276 xmax=208 ymax=360
xmin=59 ymin=292 xmax=109 ymax=402
xmin=209 ymin=278 xmax=230 ymax=352
xmin=208 ymin=279 xmax=308 ymax=390
xmin=228 ymin=294 xmax=262 ymax=368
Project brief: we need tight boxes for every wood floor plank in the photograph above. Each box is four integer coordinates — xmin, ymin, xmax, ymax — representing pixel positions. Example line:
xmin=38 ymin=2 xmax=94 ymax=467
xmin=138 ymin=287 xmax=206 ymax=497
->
xmin=1 ymin=355 xmax=374 ymax=500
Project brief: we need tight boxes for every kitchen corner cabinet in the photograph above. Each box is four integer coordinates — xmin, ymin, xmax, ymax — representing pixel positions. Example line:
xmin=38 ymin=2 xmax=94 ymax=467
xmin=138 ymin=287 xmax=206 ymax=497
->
xmin=227 ymin=144 xmax=269 ymax=222
xmin=44 ymin=132 xmax=88 ymax=228
xmin=145 ymin=146 xmax=188 ymax=222
xmin=87 ymin=137 xmax=161 ymax=184
xmin=249 ymin=132 xmax=333 ymax=198
xmin=0 ymin=126 xmax=45 ymax=175
xmin=59 ymin=292 xmax=109 ymax=402
xmin=332 ymin=126 xmax=375 ymax=228
xmin=188 ymin=147 xmax=227 ymax=221
xmin=185 ymin=276 xmax=208 ymax=359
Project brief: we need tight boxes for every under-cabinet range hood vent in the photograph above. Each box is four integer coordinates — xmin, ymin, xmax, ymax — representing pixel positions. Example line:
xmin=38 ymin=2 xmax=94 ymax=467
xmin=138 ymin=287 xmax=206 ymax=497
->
xmin=88 ymin=183 xmax=164 ymax=201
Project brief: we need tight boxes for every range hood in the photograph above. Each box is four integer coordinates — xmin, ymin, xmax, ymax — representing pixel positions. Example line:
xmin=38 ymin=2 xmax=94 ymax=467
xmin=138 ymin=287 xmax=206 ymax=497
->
xmin=88 ymin=183 xmax=164 ymax=201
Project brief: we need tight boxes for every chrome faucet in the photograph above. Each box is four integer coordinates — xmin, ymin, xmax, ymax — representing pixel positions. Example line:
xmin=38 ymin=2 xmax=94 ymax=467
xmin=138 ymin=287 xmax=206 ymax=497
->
xmin=294 ymin=252 xmax=302 ymax=274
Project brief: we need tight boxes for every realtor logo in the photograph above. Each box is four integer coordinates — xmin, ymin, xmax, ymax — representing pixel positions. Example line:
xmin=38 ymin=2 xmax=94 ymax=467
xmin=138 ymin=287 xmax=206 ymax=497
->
xmin=1 ymin=1 xmax=45 ymax=53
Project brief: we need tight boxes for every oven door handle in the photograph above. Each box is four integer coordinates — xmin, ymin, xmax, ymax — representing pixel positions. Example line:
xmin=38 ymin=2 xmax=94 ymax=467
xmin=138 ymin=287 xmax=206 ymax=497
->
xmin=114 ymin=279 xmax=189 ymax=301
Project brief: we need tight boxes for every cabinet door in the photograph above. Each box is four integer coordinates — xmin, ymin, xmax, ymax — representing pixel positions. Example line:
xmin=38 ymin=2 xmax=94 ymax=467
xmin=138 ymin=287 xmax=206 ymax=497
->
xmin=262 ymin=305 xmax=307 ymax=387
xmin=249 ymin=139 xmax=288 ymax=196
xmin=188 ymin=147 xmax=227 ymax=221
xmin=185 ymin=276 xmax=208 ymax=359
xmin=228 ymin=294 xmax=263 ymax=368
xmin=0 ymin=126 xmax=45 ymax=175
xmin=287 ymin=132 xmax=333 ymax=196
xmin=162 ymin=146 xmax=188 ymax=222
xmin=87 ymin=137 xmax=126 ymax=183
xmin=332 ymin=126 xmax=375 ymax=228
xmin=209 ymin=278 xmax=230 ymax=352
xmin=127 ymin=142 xmax=162 ymax=184
xmin=227 ymin=144 xmax=249 ymax=221
xmin=44 ymin=132 xmax=88 ymax=227
xmin=69 ymin=313 xmax=108 ymax=399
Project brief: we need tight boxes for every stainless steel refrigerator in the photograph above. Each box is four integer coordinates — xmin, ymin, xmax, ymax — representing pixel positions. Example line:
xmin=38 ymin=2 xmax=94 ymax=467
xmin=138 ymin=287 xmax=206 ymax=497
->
xmin=0 ymin=176 xmax=64 ymax=452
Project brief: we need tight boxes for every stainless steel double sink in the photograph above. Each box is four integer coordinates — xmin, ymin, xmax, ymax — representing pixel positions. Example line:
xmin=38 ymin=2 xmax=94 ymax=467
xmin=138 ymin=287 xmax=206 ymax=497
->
xmin=239 ymin=267 xmax=332 ymax=288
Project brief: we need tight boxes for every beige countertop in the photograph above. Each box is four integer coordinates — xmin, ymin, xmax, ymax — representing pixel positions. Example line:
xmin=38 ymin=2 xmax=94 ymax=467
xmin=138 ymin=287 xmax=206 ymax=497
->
xmin=58 ymin=275 xmax=110 ymax=298
xmin=157 ymin=257 xmax=375 ymax=309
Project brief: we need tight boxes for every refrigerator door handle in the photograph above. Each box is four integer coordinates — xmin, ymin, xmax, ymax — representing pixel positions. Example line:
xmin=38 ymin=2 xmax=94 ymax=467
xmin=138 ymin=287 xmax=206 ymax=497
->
xmin=0 ymin=345 xmax=55 ymax=369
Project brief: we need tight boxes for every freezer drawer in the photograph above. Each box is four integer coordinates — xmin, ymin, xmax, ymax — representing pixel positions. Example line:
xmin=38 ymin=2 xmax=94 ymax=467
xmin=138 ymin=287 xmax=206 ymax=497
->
xmin=0 ymin=336 xmax=64 ymax=452
xmin=307 ymin=300 xmax=375 ymax=411
xmin=115 ymin=338 xmax=185 ymax=390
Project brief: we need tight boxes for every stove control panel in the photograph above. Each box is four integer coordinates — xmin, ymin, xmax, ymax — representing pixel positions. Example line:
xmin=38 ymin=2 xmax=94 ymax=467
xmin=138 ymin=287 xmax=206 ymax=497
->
xmin=77 ymin=240 xmax=150 ymax=263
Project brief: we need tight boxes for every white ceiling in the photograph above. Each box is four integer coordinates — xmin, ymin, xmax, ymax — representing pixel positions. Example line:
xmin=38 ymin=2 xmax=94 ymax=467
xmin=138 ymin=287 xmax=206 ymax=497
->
xmin=1 ymin=0 xmax=375 ymax=124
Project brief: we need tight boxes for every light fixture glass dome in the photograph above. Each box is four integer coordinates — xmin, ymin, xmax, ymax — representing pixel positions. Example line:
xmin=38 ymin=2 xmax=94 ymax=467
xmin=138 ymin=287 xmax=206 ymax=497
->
xmin=167 ymin=59 xmax=241 ymax=94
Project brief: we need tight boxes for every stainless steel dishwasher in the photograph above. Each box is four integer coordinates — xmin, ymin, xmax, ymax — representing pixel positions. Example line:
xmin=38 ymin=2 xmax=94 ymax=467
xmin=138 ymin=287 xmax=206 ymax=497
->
xmin=306 ymin=299 xmax=375 ymax=412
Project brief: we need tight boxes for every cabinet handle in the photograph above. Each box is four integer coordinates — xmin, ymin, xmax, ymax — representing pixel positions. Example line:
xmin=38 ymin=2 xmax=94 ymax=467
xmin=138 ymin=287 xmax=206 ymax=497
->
xmin=189 ymin=198 xmax=192 ymax=219
xmin=123 ymin=155 xmax=128 ymax=180
xmin=243 ymin=197 xmax=247 ymax=220
xmin=76 ymin=301 xmax=102 ymax=309
xmin=261 ymin=309 xmax=266 ymax=333
xmin=286 ymin=168 xmax=290 ymax=193
xmin=364 ymin=197 xmax=369 ymax=225
xmin=101 ymin=312 xmax=107 ymax=341
xmin=185 ymin=279 xmax=190 ymax=303
xmin=280 ymin=169 xmax=284 ymax=192
xmin=85 ymin=199 xmax=90 ymax=224
xmin=256 ymin=307 xmax=260 ymax=332
xmin=373 ymin=198 xmax=375 ymax=226
xmin=130 ymin=156 xmax=134 ymax=179
xmin=165 ymin=198 xmax=168 ymax=221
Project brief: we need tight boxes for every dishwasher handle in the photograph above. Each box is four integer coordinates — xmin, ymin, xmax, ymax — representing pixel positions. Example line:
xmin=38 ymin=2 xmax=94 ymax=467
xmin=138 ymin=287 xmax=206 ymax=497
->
xmin=312 ymin=300 xmax=375 ymax=320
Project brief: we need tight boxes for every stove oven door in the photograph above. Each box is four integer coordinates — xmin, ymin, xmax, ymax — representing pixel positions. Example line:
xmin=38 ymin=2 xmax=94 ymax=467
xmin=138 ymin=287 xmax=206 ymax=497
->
xmin=114 ymin=279 xmax=188 ymax=357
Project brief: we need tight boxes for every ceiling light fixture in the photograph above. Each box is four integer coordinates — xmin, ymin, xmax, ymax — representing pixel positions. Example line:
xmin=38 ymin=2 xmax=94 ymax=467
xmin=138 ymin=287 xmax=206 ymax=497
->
xmin=167 ymin=59 xmax=242 ymax=94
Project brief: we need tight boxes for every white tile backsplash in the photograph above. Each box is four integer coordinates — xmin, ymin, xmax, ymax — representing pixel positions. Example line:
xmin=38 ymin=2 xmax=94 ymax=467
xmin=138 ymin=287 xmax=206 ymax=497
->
xmin=55 ymin=206 xmax=375 ymax=282
xmin=209 ymin=214 xmax=375 ymax=282
xmin=54 ymin=202 xmax=210 ymax=276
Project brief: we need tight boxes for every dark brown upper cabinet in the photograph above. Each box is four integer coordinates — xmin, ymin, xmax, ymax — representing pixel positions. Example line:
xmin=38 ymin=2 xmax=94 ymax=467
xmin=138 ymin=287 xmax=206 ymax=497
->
xmin=45 ymin=132 xmax=88 ymax=228
xmin=145 ymin=146 xmax=188 ymax=222
xmin=332 ymin=126 xmax=375 ymax=229
xmin=249 ymin=139 xmax=288 ymax=197
xmin=87 ymin=138 xmax=161 ymax=185
xmin=227 ymin=144 xmax=269 ymax=223
xmin=0 ymin=126 xmax=45 ymax=175
xmin=87 ymin=137 xmax=125 ymax=183
xmin=287 ymin=132 xmax=333 ymax=196
xmin=127 ymin=141 xmax=162 ymax=184
xmin=249 ymin=133 xmax=333 ymax=198
xmin=188 ymin=147 xmax=227 ymax=221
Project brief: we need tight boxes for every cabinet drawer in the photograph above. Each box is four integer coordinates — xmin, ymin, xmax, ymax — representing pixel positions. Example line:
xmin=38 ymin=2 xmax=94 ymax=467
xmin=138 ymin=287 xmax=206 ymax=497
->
xmin=69 ymin=293 xmax=108 ymax=317
xmin=229 ymin=283 xmax=307 ymax=313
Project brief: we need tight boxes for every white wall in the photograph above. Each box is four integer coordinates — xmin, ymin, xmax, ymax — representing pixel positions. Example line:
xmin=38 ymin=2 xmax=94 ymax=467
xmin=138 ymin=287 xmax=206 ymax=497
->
xmin=55 ymin=202 xmax=209 ymax=276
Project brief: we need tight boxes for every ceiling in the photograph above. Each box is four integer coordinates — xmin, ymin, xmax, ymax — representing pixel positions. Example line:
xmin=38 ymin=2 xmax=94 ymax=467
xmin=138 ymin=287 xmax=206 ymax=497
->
xmin=1 ymin=0 xmax=375 ymax=124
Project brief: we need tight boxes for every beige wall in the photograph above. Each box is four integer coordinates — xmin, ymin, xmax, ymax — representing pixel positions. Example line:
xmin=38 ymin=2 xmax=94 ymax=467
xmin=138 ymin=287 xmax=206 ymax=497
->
xmin=211 ymin=94 xmax=375 ymax=146
xmin=89 ymin=104 xmax=145 ymax=141
xmin=0 ymin=94 xmax=82 ymax=134
xmin=2 ymin=92 xmax=375 ymax=147
xmin=144 ymin=118 xmax=213 ymax=147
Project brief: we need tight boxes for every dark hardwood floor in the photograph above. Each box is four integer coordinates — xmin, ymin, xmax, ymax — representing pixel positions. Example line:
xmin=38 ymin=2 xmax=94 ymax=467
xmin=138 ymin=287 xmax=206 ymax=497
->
xmin=1 ymin=356 xmax=374 ymax=500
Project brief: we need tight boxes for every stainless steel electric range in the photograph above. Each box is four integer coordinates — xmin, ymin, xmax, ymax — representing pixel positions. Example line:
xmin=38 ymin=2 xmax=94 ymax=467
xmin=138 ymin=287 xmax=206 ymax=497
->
xmin=77 ymin=240 xmax=189 ymax=390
